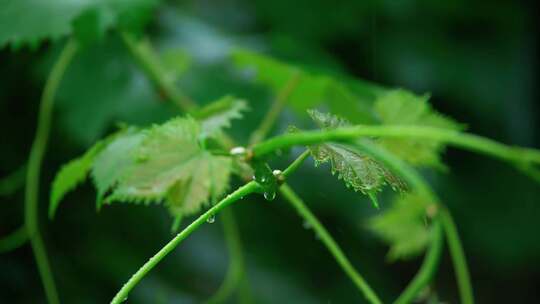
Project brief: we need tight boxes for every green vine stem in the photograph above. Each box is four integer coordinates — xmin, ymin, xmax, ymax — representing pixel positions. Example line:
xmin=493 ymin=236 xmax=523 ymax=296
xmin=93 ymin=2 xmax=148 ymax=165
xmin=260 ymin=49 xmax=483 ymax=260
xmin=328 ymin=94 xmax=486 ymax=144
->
xmin=120 ymin=33 xmax=248 ymax=301
xmin=111 ymin=182 xmax=261 ymax=304
xmin=252 ymin=126 xmax=540 ymax=174
xmin=111 ymin=149 xmax=316 ymax=303
xmin=439 ymin=207 xmax=475 ymax=304
xmin=25 ymin=38 xmax=79 ymax=304
xmin=0 ymin=226 xmax=28 ymax=253
xmin=205 ymin=208 xmax=248 ymax=304
xmin=248 ymin=72 xmax=301 ymax=145
xmin=393 ymin=219 xmax=444 ymax=304
xmin=279 ymin=183 xmax=383 ymax=304
xmin=120 ymin=32 xmax=196 ymax=111
xmin=355 ymin=141 xmax=474 ymax=304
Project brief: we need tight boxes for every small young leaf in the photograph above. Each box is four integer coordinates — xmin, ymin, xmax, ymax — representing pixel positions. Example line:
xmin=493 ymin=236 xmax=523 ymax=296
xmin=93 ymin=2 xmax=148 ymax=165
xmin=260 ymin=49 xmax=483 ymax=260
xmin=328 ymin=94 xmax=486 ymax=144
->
xmin=307 ymin=109 xmax=406 ymax=207
xmin=307 ymin=108 xmax=350 ymax=129
xmin=166 ymin=152 xmax=230 ymax=215
xmin=50 ymin=139 xmax=107 ymax=218
xmin=367 ymin=193 xmax=432 ymax=261
xmin=103 ymin=117 xmax=232 ymax=217
xmin=192 ymin=96 xmax=249 ymax=137
xmin=311 ymin=143 xmax=403 ymax=206
xmin=91 ymin=129 xmax=144 ymax=208
xmin=374 ymin=89 xmax=465 ymax=168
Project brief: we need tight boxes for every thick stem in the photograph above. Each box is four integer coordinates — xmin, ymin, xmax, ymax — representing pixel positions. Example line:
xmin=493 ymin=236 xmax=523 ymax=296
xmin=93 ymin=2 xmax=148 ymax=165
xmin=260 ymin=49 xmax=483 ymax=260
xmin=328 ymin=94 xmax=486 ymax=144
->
xmin=252 ymin=126 xmax=540 ymax=174
xmin=120 ymin=32 xmax=196 ymax=111
xmin=111 ymin=182 xmax=261 ymax=304
xmin=393 ymin=219 xmax=444 ymax=304
xmin=205 ymin=208 xmax=247 ymax=304
xmin=440 ymin=208 xmax=475 ymax=304
xmin=24 ymin=38 xmax=78 ymax=304
xmin=279 ymin=184 xmax=382 ymax=304
xmin=248 ymin=72 xmax=301 ymax=145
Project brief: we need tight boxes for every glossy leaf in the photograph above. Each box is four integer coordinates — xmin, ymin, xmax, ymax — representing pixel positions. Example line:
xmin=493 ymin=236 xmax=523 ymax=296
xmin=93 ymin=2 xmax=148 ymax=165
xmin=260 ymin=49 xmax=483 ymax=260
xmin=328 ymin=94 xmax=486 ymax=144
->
xmin=307 ymin=109 xmax=406 ymax=208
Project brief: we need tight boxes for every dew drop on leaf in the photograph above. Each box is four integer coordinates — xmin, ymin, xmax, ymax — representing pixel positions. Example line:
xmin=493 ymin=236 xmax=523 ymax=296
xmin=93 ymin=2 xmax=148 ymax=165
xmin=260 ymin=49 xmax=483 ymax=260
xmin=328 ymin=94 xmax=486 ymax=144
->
xmin=207 ymin=215 xmax=216 ymax=223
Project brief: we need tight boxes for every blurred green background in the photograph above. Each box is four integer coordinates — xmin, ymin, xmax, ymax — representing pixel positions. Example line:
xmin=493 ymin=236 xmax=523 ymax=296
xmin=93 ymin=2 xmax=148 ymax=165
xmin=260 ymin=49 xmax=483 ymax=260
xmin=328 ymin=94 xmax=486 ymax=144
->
xmin=1 ymin=0 xmax=538 ymax=303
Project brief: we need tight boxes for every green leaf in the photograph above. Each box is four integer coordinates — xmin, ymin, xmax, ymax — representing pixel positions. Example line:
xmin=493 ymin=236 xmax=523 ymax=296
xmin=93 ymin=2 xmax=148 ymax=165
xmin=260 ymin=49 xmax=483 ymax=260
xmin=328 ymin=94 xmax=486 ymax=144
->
xmin=166 ymin=152 xmax=230 ymax=215
xmin=103 ymin=117 xmax=232 ymax=217
xmin=0 ymin=0 xmax=159 ymax=48
xmin=367 ymin=193 xmax=432 ymax=261
xmin=91 ymin=129 xmax=144 ymax=207
xmin=192 ymin=96 xmax=249 ymax=137
xmin=307 ymin=109 xmax=406 ymax=208
xmin=373 ymin=89 xmax=464 ymax=168
xmin=55 ymin=37 xmax=174 ymax=146
xmin=232 ymin=48 xmax=381 ymax=124
xmin=71 ymin=7 xmax=111 ymax=47
xmin=307 ymin=108 xmax=350 ymax=129
xmin=50 ymin=139 xmax=108 ymax=218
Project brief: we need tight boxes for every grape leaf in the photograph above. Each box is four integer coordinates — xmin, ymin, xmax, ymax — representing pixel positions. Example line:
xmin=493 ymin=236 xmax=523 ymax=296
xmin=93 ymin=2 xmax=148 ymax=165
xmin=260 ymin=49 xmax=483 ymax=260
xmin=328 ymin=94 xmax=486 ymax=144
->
xmin=367 ymin=193 xmax=432 ymax=261
xmin=103 ymin=117 xmax=232 ymax=218
xmin=0 ymin=0 xmax=159 ymax=48
xmin=307 ymin=110 xmax=406 ymax=208
xmin=373 ymin=89 xmax=464 ymax=168
xmin=192 ymin=96 xmax=249 ymax=137
xmin=50 ymin=139 xmax=108 ymax=218
xmin=91 ymin=129 xmax=144 ymax=207
xmin=232 ymin=48 xmax=381 ymax=124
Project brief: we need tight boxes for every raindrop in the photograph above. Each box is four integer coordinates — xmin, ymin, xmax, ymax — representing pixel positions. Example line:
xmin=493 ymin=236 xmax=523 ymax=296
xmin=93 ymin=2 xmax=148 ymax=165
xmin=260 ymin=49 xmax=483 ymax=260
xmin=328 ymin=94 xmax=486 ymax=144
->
xmin=263 ymin=191 xmax=276 ymax=201
xmin=207 ymin=215 xmax=216 ymax=223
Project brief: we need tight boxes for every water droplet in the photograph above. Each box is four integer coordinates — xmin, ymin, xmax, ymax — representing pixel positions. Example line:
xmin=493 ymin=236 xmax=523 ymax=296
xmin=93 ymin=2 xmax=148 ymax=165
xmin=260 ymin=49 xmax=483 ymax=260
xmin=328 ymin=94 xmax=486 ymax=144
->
xmin=303 ymin=220 xmax=312 ymax=229
xmin=207 ymin=215 xmax=215 ymax=223
xmin=263 ymin=191 xmax=276 ymax=201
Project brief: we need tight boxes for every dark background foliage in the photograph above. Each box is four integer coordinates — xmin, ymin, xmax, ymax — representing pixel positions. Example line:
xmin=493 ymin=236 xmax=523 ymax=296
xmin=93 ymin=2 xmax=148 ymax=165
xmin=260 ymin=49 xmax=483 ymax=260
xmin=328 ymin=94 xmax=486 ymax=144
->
xmin=1 ymin=0 xmax=538 ymax=303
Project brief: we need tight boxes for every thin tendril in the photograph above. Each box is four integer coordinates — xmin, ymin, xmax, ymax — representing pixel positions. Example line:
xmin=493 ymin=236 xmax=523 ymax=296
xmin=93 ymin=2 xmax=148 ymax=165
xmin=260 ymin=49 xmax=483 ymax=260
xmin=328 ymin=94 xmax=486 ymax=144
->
xmin=25 ymin=38 xmax=79 ymax=304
